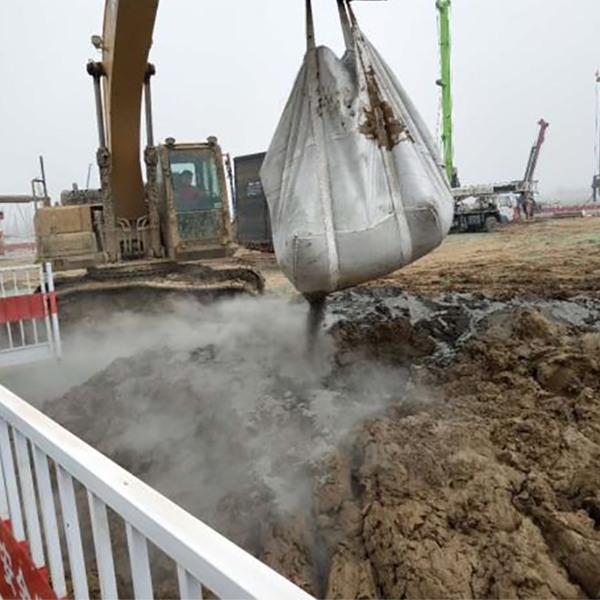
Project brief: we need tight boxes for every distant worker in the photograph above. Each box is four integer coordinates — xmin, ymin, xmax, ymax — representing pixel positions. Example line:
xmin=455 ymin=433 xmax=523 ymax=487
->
xmin=518 ymin=195 xmax=533 ymax=221
xmin=524 ymin=196 xmax=534 ymax=220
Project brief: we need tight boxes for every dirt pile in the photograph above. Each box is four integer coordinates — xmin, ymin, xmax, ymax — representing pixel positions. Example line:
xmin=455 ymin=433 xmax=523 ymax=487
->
xmin=44 ymin=297 xmax=415 ymax=537
xmin=318 ymin=306 xmax=600 ymax=599
xmin=44 ymin=291 xmax=600 ymax=599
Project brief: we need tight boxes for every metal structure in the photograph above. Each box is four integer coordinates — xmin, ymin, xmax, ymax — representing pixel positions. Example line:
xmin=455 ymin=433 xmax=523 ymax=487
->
xmin=234 ymin=153 xmax=273 ymax=252
xmin=0 ymin=186 xmax=41 ymax=256
xmin=593 ymin=70 xmax=600 ymax=202
xmin=436 ymin=0 xmax=457 ymax=185
xmin=0 ymin=156 xmax=49 ymax=216
xmin=0 ymin=264 xmax=61 ymax=368
xmin=523 ymin=120 xmax=549 ymax=187
xmin=0 ymin=196 xmax=40 ymax=206
xmin=520 ymin=119 xmax=549 ymax=216
xmin=0 ymin=383 xmax=314 ymax=599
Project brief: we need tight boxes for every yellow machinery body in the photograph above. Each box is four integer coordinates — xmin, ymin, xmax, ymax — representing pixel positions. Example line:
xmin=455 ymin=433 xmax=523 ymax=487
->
xmin=34 ymin=0 xmax=261 ymax=300
xmin=35 ymin=139 xmax=235 ymax=270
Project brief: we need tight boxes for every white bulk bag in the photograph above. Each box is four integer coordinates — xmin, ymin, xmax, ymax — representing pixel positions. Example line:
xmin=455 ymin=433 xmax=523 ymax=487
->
xmin=261 ymin=0 xmax=454 ymax=296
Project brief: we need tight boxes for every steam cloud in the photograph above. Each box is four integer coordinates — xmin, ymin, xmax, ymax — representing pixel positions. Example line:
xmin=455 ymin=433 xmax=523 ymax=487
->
xmin=2 ymin=296 xmax=409 ymax=522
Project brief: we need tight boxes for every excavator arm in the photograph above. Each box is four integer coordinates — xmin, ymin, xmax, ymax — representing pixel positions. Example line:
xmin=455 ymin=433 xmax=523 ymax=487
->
xmin=101 ymin=0 xmax=159 ymax=221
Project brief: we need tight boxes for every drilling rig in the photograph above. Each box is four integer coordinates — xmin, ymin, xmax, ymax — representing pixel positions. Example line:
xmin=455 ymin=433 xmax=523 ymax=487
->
xmin=436 ymin=0 xmax=459 ymax=187
xmin=436 ymin=0 xmax=549 ymax=232
xmin=593 ymin=70 xmax=600 ymax=203
xmin=520 ymin=119 xmax=549 ymax=217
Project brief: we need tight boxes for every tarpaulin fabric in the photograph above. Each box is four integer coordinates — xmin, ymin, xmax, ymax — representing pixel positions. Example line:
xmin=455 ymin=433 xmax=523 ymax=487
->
xmin=261 ymin=0 xmax=454 ymax=296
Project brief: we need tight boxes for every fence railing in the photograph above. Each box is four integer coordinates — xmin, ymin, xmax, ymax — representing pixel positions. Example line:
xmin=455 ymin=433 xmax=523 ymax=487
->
xmin=0 ymin=383 xmax=315 ymax=600
xmin=0 ymin=263 xmax=62 ymax=369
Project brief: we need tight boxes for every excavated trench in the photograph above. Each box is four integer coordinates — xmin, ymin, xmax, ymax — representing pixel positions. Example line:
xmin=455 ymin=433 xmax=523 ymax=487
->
xmin=8 ymin=289 xmax=600 ymax=599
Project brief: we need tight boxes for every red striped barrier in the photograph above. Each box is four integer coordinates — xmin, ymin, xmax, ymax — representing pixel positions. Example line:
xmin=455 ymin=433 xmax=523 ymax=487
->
xmin=0 ymin=294 xmax=56 ymax=325
xmin=539 ymin=204 xmax=600 ymax=213
xmin=0 ymin=264 xmax=62 ymax=368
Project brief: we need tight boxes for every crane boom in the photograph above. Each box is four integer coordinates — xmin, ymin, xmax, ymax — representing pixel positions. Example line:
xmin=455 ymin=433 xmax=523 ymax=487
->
xmin=523 ymin=119 xmax=549 ymax=185
xmin=101 ymin=0 xmax=159 ymax=220
xmin=436 ymin=0 xmax=455 ymax=184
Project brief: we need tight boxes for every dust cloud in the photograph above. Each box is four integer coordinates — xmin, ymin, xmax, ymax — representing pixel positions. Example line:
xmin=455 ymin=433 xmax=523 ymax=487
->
xmin=5 ymin=296 xmax=409 ymax=520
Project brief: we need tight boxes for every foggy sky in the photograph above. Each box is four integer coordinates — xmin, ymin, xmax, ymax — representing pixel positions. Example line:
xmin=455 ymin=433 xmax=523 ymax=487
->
xmin=1 ymin=0 xmax=599 ymax=210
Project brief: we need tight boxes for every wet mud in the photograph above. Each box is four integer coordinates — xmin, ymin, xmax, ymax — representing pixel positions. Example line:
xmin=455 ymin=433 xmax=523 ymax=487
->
xmin=44 ymin=289 xmax=600 ymax=599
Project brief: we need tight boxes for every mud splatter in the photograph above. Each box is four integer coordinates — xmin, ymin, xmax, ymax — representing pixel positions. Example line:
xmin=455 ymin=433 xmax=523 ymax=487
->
xmin=359 ymin=68 xmax=408 ymax=151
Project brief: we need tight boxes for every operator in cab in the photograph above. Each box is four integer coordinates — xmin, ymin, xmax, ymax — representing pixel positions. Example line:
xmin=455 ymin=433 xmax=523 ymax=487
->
xmin=175 ymin=170 xmax=213 ymax=211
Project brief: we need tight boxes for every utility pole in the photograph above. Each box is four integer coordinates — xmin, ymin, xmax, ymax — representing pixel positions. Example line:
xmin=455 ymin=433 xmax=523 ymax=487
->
xmin=436 ymin=0 xmax=457 ymax=186
xmin=593 ymin=70 xmax=600 ymax=202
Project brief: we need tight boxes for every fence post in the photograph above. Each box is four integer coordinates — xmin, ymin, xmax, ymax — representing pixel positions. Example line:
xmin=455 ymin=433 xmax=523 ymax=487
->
xmin=45 ymin=263 xmax=62 ymax=359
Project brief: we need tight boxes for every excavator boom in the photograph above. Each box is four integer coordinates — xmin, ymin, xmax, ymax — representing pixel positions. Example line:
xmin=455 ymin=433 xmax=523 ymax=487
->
xmin=102 ymin=0 xmax=159 ymax=221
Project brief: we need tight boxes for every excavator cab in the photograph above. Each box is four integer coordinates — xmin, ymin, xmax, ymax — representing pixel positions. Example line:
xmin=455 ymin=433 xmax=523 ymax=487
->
xmin=34 ymin=138 xmax=236 ymax=267
xmin=157 ymin=140 xmax=234 ymax=260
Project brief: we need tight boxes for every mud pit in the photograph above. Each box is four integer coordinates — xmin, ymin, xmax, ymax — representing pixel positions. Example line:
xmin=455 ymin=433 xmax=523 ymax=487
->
xmin=27 ymin=286 xmax=600 ymax=600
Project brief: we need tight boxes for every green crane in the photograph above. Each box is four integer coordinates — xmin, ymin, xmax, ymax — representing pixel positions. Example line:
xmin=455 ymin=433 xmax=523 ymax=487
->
xmin=436 ymin=0 xmax=457 ymax=186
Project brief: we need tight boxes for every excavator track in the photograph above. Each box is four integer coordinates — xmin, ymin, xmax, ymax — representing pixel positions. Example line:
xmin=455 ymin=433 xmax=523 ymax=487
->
xmin=52 ymin=261 xmax=265 ymax=326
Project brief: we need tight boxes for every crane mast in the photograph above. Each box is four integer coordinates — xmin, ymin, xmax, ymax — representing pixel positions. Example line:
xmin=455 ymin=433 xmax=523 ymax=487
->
xmin=523 ymin=119 xmax=549 ymax=186
xmin=593 ymin=71 xmax=600 ymax=202
xmin=518 ymin=119 xmax=548 ymax=218
xmin=436 ymin=0 xmax=456 ymax=186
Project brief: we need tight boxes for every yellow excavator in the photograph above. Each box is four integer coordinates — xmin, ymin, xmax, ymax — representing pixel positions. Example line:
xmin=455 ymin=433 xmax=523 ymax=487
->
xmin=34 ymin=0 xmax=263 ymax=311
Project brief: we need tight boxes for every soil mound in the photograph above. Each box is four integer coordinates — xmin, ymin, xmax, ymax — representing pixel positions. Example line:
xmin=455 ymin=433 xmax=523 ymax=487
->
xmin=45 ymin=292 xmax=600 ymax=598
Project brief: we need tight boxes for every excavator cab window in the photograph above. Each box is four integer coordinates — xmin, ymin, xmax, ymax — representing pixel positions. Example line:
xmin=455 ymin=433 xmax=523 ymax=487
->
xmin=169 ymin=148 xmax=223 ymax=241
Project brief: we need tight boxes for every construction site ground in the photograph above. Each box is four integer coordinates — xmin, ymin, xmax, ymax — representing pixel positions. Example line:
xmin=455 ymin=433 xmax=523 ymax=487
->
xmin=243 ymin=217 xmax=600 ymax=299
xmin=2 ymin=216 xmax=600 ymax=599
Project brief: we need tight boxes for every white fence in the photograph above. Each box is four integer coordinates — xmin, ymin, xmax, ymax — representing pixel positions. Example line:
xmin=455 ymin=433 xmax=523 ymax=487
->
xmin=0 ymin=263 xmax=62 ymax=369
xmin=0 ymin=384 xmax=315 ymax=599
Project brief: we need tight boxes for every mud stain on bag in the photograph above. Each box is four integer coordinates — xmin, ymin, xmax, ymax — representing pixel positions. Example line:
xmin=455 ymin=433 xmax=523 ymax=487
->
xmin=360 ymin=68 xmax=408 ymax=151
